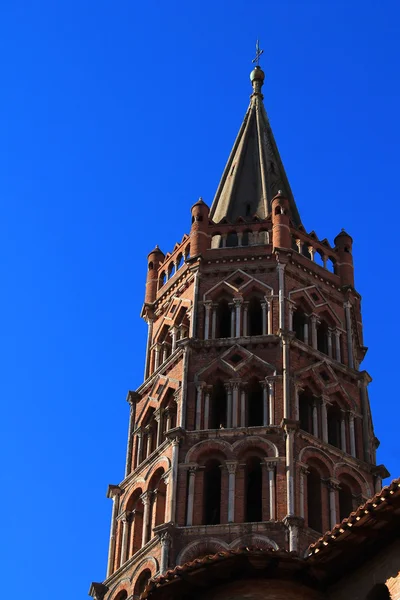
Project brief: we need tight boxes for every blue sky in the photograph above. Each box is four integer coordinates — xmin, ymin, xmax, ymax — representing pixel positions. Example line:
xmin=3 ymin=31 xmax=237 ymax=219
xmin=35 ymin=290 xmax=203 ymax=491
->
xmin=0 ymin=1 xmax=399 ymax=597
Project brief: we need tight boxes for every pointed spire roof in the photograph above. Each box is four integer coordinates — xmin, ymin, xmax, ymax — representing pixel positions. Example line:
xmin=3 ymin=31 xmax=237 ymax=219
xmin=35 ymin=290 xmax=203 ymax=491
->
xmin=210 ymin=65 xmax=301 ymax=226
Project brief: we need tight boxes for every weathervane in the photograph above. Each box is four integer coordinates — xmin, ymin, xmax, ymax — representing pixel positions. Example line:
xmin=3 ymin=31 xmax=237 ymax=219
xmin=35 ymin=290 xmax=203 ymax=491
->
xmin=252 ymin=39 xmax=264 ymax=66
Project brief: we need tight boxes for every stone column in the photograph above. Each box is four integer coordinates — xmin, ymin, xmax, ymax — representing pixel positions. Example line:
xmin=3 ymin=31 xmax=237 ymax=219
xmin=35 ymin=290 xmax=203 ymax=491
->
xmin=266 ymin=461 xmax=276 ymax=520
xmin=267 ymin=299 xmax=272 ymax=334
xmin=162 ymin=343 xmax=169 ymax=363
xmin=155 ymin=409 xmax=163 ymax=447
xmin=221 ymin=233 xmax=227 ymax=248
xmin=335 ymin=330 xmax=342 ymax=362
xmin=204 ymin=301 xmax=211 ymax=340
xmin=312 ymin=399 xmax=319 ymax=437
xmin=340 ymin=411 xmax=347 ymax=453
xmin=186 ymin=467 xmax=197 ymax=526
xmin=146 ymin=426 xmax=153 ymax=458
xmin=240 ymin=386 xmax=246 ymax=427
xmin=282 ymin=336 xmax=290 ymax=419
xmin=268 ymin=379 xmax=275 ymax=426
xmin=211 ymin=304 xmax=217 ymax=339
xmin=226 ymin=461 xmax=237 ymax=523
xmin=349 ymin=412 xmax=356 ymax=457
xmin=311 ymin=315 xmax=318 ymax=350
xmin=328 ymin=480 xmax=339 ymax=529
xmin=160 ymin=532 xmax=172 ymax=574
xmin=285 ymin=424 xmax=296 ymax=516
xmin=303 ymin=321 xmax=309 ymax=345
xmin=204 ymin=389 xmax=210 ymax=430
xmin=195 ymin=384 xmax=203 ymax=430
xmin=230 ymin=303 xmax=235 ymax=337
xmin=243 ymin=302 xmax=248 ymax=336
xmin=136 ymin=429 xmax=143 ymax=467
xmin=299 ymin=466 xmax=309 ymax=519
xmin=225 ymin=384 xmax=233 ymax=428
xmin=168 ymin=436 xmax=180 ymax=523
xmin=321 ymin=397 xmax=328 ymax=443
xmin=262 ymin=381 xmax=269 ymax=426
xmin=344 ymin=301 xmax=354 ymax=368
xmin=170 ymin=327 xmax=178 ymax=353
xmin=237 ymin=231 xmax=243 ymax=246
xmin=294 ymin=385 xmax=301 ymax=422
xmin=277 ymin=263 xmax=285 ymax=330
xmin=119 ymin=511 xmax=131 ymax=567
xmin=261 ymin=302 xmax=267 ymax=335
xmin=288 ymin=305 xmax=294 ymax=331
xmin=154 ymin=344 xmax=161 ymax=371
xmin=141 ymin=492 xmax=151 ymax=547
xmin=144 ymin=318 xmax=154 ymax=379
xmin=106 ymin=485 xmax=122 ymax=578
xmin=234 ymin=298 xmax=242 ymax=337
xmin=327 ymin=329 xmax=333 ymax=358
xmin=232 ymin=382 xmax=239 ymax=428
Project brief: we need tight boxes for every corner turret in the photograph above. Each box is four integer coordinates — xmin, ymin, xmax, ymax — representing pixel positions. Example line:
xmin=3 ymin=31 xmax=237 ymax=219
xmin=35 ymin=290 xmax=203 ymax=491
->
xmin=190 ymin=198 xmax=210 ymax=257
xmin=334 ymin=229 xmax=354 ymax=287
xmin=145 ymin=245 xmax=165 ymax=304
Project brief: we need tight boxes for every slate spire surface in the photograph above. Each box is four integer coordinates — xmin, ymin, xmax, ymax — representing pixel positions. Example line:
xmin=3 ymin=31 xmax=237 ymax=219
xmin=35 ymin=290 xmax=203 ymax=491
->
xmin=210 ymin=65 xmax=301 ymax=226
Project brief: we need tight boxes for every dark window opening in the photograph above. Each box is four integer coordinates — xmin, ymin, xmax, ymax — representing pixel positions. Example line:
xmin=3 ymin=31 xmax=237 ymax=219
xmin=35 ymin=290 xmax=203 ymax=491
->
xmin=203 ymin=459 xmax=221 ymax=525
xmin=247 ymin=378 xmax=264 ymax=426
xmin=148 ymin=261 xmax=154 ymax=271
xmin=245 ymin=203 xmax=251 ymax=216
xmin=209 ymin=379 xmax=227 ymax=429
xmin=293 ymin=309 xmax=307 ymax=342
xmin=311 ymin=292 xmax=319 ymax=301
xmin=292 ymin=237 xmax=299 ymax=252
xmin=299 ymin=391 xmax=314 ymax=434
xmin=217 ymin=299 xmax=231 ymax=338
xmin=339 ymin=482 xmax=354 ymax=521
xmin=317 ymin=321 xmax=329 ymax=354
xmin=327 ymin=404 xmax=341 ymax=448
xmin=307 ymin=468 xmax=323 ymax=532
xmin=248 ymin=297 xmax=263 ymax=336
xmin=245 ymin=457 xmax=262 ymax=522
xmin=302 ymin=243 xmax=311 ymax=260
xmin=226 ymin=232 xmax=238 ymax=247
xmin=230 ymin=353 xmax=243 ymax=364
xmin=242 ymin=231 xmax=250 ymax=246
xmin=135 ymin=570 xmax=151 ymax=597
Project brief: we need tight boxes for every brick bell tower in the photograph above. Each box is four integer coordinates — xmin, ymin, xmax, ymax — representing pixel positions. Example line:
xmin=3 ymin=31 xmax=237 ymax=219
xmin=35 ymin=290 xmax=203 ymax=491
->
xmin=89 ymin=62 xmax=388 ymax=600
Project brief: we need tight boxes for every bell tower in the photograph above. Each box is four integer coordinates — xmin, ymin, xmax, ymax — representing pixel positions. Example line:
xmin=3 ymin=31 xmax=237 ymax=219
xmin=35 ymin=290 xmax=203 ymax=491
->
xmin=89 ymin=61 xmax=388 ymax=600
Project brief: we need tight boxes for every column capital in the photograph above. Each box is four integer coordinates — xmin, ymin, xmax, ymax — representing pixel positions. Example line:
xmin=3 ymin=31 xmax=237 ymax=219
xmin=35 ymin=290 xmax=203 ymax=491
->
xmin=327 ymin=478 xmax=341 ymax=491
xmin=160 ymin=531 xmax=172 ymax=546
xmin=263 ymin=460 xmax=278 ymax=471
xmin=276 ymin=262 xmax=286 ymax=273
xmin=140 ymin=491 xmax=151 ymax=506
xmin=106 ymin=484 xmax=122 ymax=499
xmin=281 ymin=418 xmax=299 ymax=434
xmin=233 ymin=297 xmax=243 ymax=306
xmin=165 ymin=427 xmax=185 ymax=445
xmin=225 ymin=460 xmax=238 ymax=474
xmin=203 ymin=300 xmax=213 ymax=309
xmin=116 ymin=510 xmax=132 ymax=523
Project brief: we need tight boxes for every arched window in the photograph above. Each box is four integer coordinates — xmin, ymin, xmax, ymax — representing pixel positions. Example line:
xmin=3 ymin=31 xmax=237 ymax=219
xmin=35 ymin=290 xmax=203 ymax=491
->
xmin=203 ymin=459 xmax=222 ymax=524
xmin=317 ymin=320 xmax=329 ymax=354
xmin=177 ymin=254 xmax=184 ymax=270
xmin=134 ymin=569 xmax=151 ymax=597
xmin=148 ymin=261 xmax=154 ymax=271
xmin=293 ymin=309 xmax=308 ymax=342
xmin=245 ymin=457 xmax=262 ymax=522
xmin=209 ymin=379 xmax=227 ymax=429
xmin=307 ymin=467 xmax=323 ymax=532
xmin=226 ymin=232 xmax=238 ymax=247
xmin=327 ymin=403 xmax=342 ymax=448
xmin=168 ymin=262 xmax=175 ymax=278
xmin=248 ymin=297 xmax=263 ymax=336
xmin=115 ymin=591 xmax=128 ymax=600
xmin=126 ymin=488 xmax=144 ymax=557
xmin=148 ymin=469 xmax=166 ymax=534
xmin=299 ymin=389 xmax=314 ymax=434
xmin=302 ymin=243 xmax=311 ymax=260
xmin=314 ymin=251 xmax=324 ymax=267
xmin=339 ymin=481 xmax=354 ymax=521
xmin=247 ymin=378 xmax=264 ymax=426
xmin=366 ymin=584 xmax=392 ymax=600
xmin=216 ymin=298 xmax=231 ymax=338
xmin=159 ymin=271 xmax=167 ymax=288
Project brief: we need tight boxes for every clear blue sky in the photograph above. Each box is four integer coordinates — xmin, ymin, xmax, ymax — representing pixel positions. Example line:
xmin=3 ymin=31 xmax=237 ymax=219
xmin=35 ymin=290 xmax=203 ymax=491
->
xmin=0 ymin=1 xmax=399 ymax=597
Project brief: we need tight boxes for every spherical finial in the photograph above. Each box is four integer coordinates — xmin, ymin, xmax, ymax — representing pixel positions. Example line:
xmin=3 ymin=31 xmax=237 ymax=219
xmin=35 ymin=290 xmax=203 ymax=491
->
xmin=250 ymin=65 xmax=265 ymax=83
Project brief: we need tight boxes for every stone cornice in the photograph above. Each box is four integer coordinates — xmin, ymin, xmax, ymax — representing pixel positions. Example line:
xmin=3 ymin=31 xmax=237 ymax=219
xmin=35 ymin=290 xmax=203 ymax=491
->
xmin=136 ymin=347 xmax=184 ymax=395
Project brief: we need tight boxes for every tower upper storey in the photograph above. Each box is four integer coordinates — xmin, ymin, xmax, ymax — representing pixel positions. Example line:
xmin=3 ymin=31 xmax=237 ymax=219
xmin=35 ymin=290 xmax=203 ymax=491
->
xmin=210 ymin=65 xmax=301 ymax=226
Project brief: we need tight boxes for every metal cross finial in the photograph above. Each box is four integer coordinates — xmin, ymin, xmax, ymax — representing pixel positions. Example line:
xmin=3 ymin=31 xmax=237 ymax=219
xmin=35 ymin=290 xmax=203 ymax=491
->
xmin=252 ymin=39 xmax=264 ymax=66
